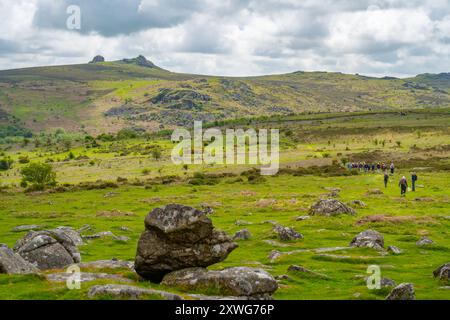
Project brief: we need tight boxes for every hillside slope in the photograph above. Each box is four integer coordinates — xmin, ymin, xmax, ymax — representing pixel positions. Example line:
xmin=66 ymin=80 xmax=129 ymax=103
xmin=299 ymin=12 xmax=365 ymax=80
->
xmin=1 ymin=56 xmax=450 ymax=136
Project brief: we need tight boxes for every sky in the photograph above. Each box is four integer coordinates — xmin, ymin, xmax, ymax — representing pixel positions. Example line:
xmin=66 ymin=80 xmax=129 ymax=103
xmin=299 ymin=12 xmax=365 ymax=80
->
xmin=1 ymin=0 xmax=450 ymax=77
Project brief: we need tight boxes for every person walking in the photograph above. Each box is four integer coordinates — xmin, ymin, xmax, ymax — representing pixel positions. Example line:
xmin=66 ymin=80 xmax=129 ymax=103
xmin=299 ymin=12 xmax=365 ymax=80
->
xmin=384 ymin=171 xmax=389 ymax=188
xmin=399 ymin=176 xmax=408 ymax=196
xmin=390 ymin=162 xmax=395 ymax=175
xmin=411 ymin=172 xmax=418 ymax=192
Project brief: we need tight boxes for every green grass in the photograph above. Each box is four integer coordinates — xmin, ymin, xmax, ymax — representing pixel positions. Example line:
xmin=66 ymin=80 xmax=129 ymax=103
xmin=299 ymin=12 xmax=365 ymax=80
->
xmin=0 ymin=111 xmax=449 ymax=300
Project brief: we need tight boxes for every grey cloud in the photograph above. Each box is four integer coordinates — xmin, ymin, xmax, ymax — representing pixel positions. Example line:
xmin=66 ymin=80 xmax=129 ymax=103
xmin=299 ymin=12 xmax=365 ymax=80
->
xmin=33 ymin=0 xmax=203 ymax=37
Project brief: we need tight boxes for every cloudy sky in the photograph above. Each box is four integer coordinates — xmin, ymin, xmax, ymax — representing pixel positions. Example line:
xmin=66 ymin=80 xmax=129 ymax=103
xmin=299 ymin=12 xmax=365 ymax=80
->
xmin=1 ymin=0 xmax=450 ymax=77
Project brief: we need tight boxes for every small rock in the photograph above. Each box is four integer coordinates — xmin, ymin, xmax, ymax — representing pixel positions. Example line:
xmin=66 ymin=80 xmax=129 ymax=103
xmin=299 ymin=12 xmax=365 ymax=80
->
xmin=201 ymin=204 xmax=214 ymax=215
xmin=433 ymin=263 xmax=450 ymax=281
xmin=0 ymin=244 xmax=39 ymax=274
xmin=273 ymin=225 xmax=303 ymax=241
xmin=12 ymin=225 xmax=43 ymax=232
xmin=267 ymin=250 xmax=282 ymax=261
xmin=82 ymin=231 xmax=115 ymax=240
xmin=113 ymin=236 xmax=130 ymax=242
xmin=275 ymin=274 xmax=292 ymax=281
xmin=365 ymin=189 xmax=384 ymax=195
xmin=309 ymin=199 xmax=356 ymax=216
xmin=235 ymin=220 xmax=252 ymax=226
xmin=387 ymin=245 xmax=402 ymax=255
xmin=349 ymin=230 xmax=384 ymax=250
xmin=386 ymin=283 xmax=415 ymax=300
xmin=119 ymin=226 xmax=131 ymax=232
xmin=381 ymin=277 xmax=396 ymax=287
xmin=77 ymin=259 xmax=134 ymax=270
xmin=46 ymin=272 xmax=132 ymax=283
xmin=348 ymin=200 xmax=366 ymax=208
xmin=296 ymin=216 xmax=310 ymax=221
xmin=88 ymin=284 xmax=183 ymax=300
xmin=287 ymin=265 xmax=328 ymax=278
xmin=78 ymin=224 xmax=92 ymax=233
xmin=234 ymin=229 xmax=251 ymax=240
xmin=416 ymin=237 xmax=434 ymax=246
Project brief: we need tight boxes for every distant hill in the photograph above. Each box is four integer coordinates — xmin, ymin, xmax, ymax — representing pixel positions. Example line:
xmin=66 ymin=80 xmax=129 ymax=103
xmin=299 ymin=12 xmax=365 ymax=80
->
xmin=0 ymin=56 xmax=449 ymax=136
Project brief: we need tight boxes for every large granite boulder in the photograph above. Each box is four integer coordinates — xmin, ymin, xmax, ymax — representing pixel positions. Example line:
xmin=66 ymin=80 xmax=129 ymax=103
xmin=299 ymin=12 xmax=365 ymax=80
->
xmin=135 ymin=204 xmax=237 ymax=282
xmin=0 ymin=244 xmax=39 ymax=274
xmin=349 ymin=230 xmax=384 ymax=250
xmin=161 ymin=267 xmax=278 ymax=299
xmin=309 ymin=199 xmax=356 ymax=216
xmin=14 ymin=229 xmax=81 ymax=270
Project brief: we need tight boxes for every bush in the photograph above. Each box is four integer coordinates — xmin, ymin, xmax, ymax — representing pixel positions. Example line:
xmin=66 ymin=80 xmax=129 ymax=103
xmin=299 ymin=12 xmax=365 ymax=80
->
xmin=18 ymin=155 xmax=30 ymax=164
xmin=0 ymin=157 xmax=13 ymax=171
xmin=20 ymin=163 xmax=57 ymax=190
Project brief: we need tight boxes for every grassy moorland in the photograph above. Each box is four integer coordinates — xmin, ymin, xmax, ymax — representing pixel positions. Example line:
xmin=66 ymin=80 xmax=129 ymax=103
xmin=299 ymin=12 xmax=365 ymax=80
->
xmin=2 ymin=57 xmax=450 ymax=136
xmin=0 ymin=111 xmax=449 ymax=300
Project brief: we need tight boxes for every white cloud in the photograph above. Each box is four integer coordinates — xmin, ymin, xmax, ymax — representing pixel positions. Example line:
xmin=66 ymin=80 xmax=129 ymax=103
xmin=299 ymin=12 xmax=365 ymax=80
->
xmin=1 ymin=0 xmax=450 ymax=77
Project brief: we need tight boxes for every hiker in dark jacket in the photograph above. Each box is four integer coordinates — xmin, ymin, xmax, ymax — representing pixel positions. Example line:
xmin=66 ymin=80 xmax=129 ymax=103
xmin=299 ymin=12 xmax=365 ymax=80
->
xmin=399 ymin=176 xmax=408 ymax=196
xmin=390 ymin=162 xmax=395 ymax=175
xmin=384 ymin=171 xmax=389 ymax=188
xmin=411 ymin=172 xmax=418 ymax=191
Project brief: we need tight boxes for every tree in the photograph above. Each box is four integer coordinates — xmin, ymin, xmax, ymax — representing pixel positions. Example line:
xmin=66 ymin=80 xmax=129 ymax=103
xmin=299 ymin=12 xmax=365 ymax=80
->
xmin=20 ymin=163 xmax=57 ymax=190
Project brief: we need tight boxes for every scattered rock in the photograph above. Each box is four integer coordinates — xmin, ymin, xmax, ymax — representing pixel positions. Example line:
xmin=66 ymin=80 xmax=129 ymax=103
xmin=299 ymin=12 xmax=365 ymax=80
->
xmin=287 ymin=265 xmax=328 ymax=279
xmin=77 ymin=259 xmax=134 ymax=271
xmin=78 ymin=224 xmax=92 ymax=233
xmin=416 ymin=237 xmax=434 ymax=246
xmin=234 ymin=229 xmax=251 ymax=240
xmin=415 ymin=197 xmax=434 ymax=202
xmin=386 ymin=283 xmax=415 ymax=300
xmin=14 ymin=230 xmax=81 ymax=270
xmin=12 ymin=225 xmax=43 ymax=232
xmin=309 ymin=199 xmax=356 ymax=216
xmin=88 ymin=284 xmax=183 ymax=300
xmin=348 ymin=200 xmax=366 ymax=208
xmin=296 ymin=216 xmax=310 ymax=221
xmin=326 ymin=190 xmax=340 ymax=198
xmin=275 ymin=274 xmax=292 ymax=281
xmin=201 ymin=204 xmax=214 ymax=215
xmin=387 ymin=245 xmax=402 ymax=255
xmin=53 ymin=227 xmax=83 ymax=246
xmin=381 ymin=277 xmax=396 ymax=287
xmin=161 ymin=267 xmax=278 ymax=299
xmin=349 ymin=230 xmax=384 ymax=250
xmin=135 ymin=204 xmax=237 ymax=282
xmin=96 ymin=210 xmax=135 ymax=218
xmin=0 ymin=244 xmax=39 ymax=274
xmin=47 ymin=272 xmax=132 ymax=283
xmin=103 ymin=192 xmax=119 ymax=198
xmin=273 ymin=225 xmax=303 ymax=241
xmin=433 ymin=263 xmax=450 ymax=281
xmin=119 ymin=226 xmax=132 ymax=232
xmin=365 ymin=189 xmax=384 ymax=196
xmin=323 ymin=187 xmax=341 ymax=192
xmin=114 ymin=236 xmax=130 ymax=242
xmin=82 ymin=231 xmax=115 ymax=240
xmin=235 ymin=220 xmax=253 ymax=226
xmin=267 ymin=250 xmax=282 ymax=262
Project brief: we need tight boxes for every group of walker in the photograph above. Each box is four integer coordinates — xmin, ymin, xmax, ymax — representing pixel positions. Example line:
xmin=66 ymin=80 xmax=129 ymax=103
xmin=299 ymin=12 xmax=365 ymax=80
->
xmin=347 ymin=161 xmax=418 ymax=196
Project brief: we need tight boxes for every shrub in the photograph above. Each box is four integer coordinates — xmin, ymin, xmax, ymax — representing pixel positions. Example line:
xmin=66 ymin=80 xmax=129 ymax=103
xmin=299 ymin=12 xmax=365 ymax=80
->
xmin=20 ymin=163 xmax=57 ymax=190
xmin=18 ymin=155 xmax=30 ymax=164
xmin=0 ymin=157 xmax=13 ymax=171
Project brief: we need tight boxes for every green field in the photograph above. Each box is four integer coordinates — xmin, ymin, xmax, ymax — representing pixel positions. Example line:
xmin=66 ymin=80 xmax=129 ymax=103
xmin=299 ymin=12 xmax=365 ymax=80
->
xmin=0 ymin=110 xmax=449 ymax=300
